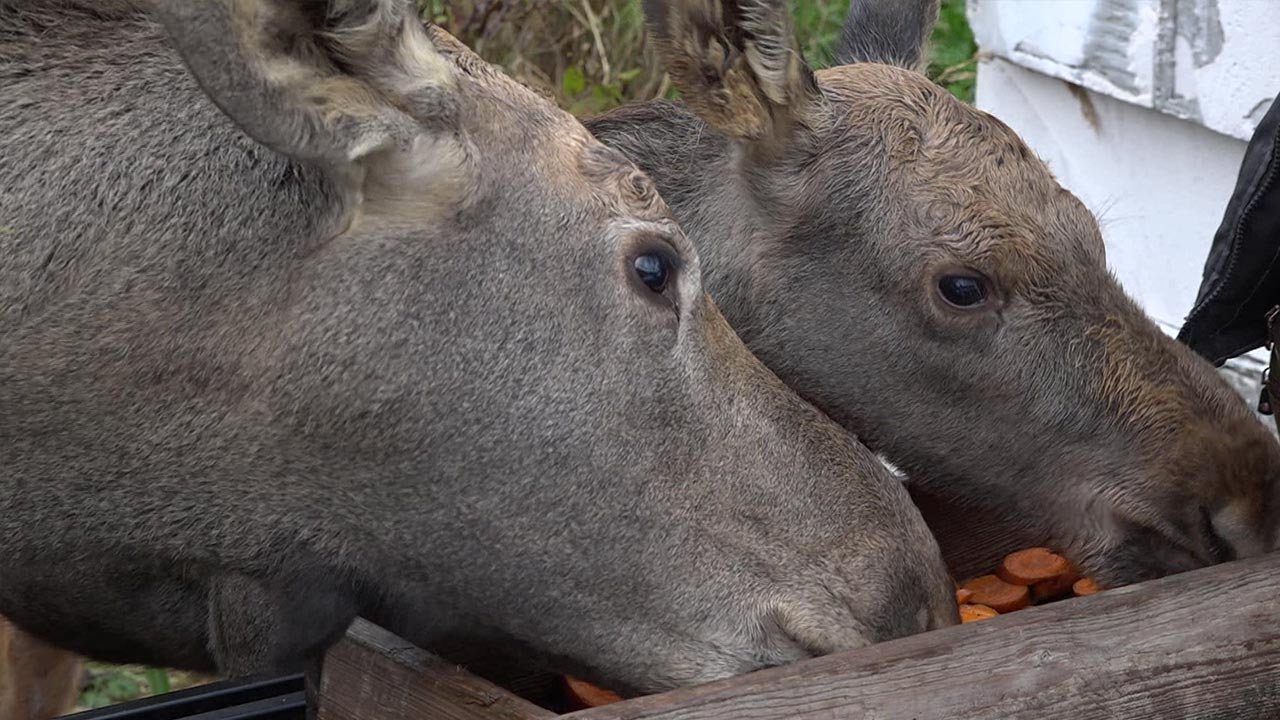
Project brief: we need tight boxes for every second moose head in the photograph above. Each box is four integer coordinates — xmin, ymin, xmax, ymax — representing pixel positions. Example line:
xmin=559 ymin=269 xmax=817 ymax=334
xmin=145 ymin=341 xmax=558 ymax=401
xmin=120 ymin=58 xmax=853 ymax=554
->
xmin=589 ymin=0 xmax=1280 ymax=585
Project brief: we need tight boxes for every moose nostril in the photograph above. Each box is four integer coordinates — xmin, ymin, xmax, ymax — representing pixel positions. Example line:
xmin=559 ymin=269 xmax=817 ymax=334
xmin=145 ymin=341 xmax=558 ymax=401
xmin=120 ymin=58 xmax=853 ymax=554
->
xmin=1200 ymin=507 xmax=1237 ymax=564
xmin=762 ymin=598 xmax=872 ymax=660
xmin=629 ymin=172 xmax=652 ymax=197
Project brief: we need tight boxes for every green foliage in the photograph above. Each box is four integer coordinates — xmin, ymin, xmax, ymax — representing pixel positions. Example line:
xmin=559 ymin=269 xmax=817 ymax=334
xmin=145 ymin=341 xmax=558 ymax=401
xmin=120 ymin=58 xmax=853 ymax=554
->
xmin=420 ymin=0 xmax=670 ymax=116
xmin=145 ymin=667 xmax=173 ymax=695
xmin=420 ymin=0 xmax=977 ymax=114
xmin=77 ymin=663 xmax=210 ymax=710
xmin=791 ymin=0 xmax=852 ymax=70
xmin=927 ymin=0 xmax=979 ymax=103
xmin=78 ymin=665 xmax=143 ymax=710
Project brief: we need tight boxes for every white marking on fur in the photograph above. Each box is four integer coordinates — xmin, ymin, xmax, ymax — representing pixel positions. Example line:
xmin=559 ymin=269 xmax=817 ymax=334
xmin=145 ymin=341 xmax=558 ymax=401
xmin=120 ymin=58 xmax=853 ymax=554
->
xmin=395 ymin=19 xmax=455 ymax=93
xmin=360 ymin=132 xmax=473 ymax=226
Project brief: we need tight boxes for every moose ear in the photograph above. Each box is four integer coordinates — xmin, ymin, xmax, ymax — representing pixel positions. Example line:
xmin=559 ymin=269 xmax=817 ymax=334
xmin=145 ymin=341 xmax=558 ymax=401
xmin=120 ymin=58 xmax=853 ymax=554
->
xmin=152 ymin=0 xmax=457 ymax=166
xmin=834 ymin=0 xmax=941 ymax=71
xmin=643 ymin=0 xmax=820 ymax=143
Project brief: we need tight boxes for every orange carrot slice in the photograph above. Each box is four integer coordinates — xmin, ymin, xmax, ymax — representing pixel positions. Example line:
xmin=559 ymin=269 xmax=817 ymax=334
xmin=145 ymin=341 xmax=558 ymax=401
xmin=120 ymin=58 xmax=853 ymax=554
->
xmin=564 ymin=676 xmax=624 ymax=709
xmin=962 ymin=574 xmax=1031 ymax=613
xmin=1072 ymin=577 xmax=1102 ymax=597
xmin=997 ymin=547 xmax=1071 ymax=586
xmin=1030 ymin=569 xmax=1080 ymax=603
xmin=955 ymin=588 xmax=975 ymax=605
xmin=959 ymin=603 xmax=999 ymax=623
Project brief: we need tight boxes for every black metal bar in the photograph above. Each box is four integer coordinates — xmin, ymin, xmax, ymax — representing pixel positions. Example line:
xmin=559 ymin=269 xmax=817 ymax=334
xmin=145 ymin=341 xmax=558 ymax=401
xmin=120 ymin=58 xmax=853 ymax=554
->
xmin=61 ymin=674 xmax=305 ymax=720
xmin=174 ymin=691 xmax=305 ymax=720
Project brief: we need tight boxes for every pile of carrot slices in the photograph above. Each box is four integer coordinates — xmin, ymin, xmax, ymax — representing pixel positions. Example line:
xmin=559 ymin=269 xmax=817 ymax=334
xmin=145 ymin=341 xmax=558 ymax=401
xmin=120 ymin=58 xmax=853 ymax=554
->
xmin=958 ymin=547 xmax=1102 ymax=623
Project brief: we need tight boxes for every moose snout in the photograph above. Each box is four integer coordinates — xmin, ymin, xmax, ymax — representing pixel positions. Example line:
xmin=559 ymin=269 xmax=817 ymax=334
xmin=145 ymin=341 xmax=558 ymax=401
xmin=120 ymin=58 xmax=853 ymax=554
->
xmin=756 ymin=536 xmax=959 ymax=662
xmin=1176 ymin=418 xmax=1280 ymax=570
xmin=642 ymin=517 xmax=957 ymax=691
xmin=1086 ymin=434 xmax=1280 ymax=587
xmin=761 ymin=578 xmax=955 ymax=660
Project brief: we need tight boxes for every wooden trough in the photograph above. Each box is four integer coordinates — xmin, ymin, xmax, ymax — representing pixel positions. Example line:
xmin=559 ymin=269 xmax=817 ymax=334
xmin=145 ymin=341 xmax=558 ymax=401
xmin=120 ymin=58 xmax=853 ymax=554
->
xmin=315 ymin=551 xmax=1280 ymax=720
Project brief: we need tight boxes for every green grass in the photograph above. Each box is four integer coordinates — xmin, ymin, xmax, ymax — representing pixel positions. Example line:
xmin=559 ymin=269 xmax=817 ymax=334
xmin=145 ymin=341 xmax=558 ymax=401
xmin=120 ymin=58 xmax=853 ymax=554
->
xmin=70 ymin=1 xmax=977 ymax=711
xmin=789 ymin=0 xmax=978 ymax=102
xmin=422 ymin=0 xmax=978 ymax=114
xmin=928 ymin=0 xmax=979 ymax=103
xmin=76 ymin=663 xmax=212 ymax=711
xmin=793 ymin=0 xmax=856 ymax=69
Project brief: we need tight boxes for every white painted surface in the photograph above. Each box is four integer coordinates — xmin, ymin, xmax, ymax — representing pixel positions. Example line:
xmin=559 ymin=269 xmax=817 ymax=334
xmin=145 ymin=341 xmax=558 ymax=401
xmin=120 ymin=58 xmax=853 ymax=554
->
xmin=969 ymin=0 xmax=1159 ymax=107
xmin=968 ymin=0 xmax=1279 ymax=142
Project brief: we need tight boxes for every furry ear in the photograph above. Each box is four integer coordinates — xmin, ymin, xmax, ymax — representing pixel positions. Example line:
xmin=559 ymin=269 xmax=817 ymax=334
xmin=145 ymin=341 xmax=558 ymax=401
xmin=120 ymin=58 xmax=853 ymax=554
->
xmin=834 ymin=0 xmax=941 ymax=71
xmin=153 ymin=0 xmax=456 ymax=165
xmin=643 ymin=0 xmax=820 ymax=142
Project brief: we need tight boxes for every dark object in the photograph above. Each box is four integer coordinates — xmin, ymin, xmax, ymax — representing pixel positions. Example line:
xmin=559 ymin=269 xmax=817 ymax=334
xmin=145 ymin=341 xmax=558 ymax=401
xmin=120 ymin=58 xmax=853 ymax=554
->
xmin=61 ymin=674 xmax=304 ymax=720
xmin=1262 ymin=305 xmax=1280 ymax=417
xmin=1178 ymin=94 xmax=1280 ymax=365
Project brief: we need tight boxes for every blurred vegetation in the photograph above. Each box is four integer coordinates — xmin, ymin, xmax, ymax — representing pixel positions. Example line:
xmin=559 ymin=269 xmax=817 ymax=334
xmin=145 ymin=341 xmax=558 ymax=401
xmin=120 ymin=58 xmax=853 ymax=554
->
xmin=76 ymin=0 xmax=976 ymax=711
xmin=74 ymin=663 xmax=211 ymax=711
xmin=928 ymin=0 xmax=979 ymax=102
xmin=421 ymin=0 xmax=978 ymax=115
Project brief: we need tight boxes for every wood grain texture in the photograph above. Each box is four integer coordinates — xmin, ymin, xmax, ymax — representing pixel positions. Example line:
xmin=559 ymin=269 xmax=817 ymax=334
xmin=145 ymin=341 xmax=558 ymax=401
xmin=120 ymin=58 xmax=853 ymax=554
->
xmin=562 ymin=552 xmax=1280 ymax=720
xmin=315 ymin=619 xmax=555 ymax=720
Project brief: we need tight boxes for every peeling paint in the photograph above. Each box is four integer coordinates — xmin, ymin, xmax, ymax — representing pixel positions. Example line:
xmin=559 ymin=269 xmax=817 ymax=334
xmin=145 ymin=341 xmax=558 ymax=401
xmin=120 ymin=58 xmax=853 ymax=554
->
xmin=1167 ymin=31 xmax=1205 ymax=124
xmin=1083 ymin=0 xmax=1143 ymax=94
xmin=1174 ymin=0 xmax=1224 ymax=68
xmin=968 ymin=0 xmax=1276 ymax=141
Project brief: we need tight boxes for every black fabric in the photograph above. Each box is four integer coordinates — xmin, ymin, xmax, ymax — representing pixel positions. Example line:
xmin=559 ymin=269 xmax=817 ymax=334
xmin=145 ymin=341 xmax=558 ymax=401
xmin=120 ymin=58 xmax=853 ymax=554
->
xmin=1178 ymin=94 xmax=1280 ymax=365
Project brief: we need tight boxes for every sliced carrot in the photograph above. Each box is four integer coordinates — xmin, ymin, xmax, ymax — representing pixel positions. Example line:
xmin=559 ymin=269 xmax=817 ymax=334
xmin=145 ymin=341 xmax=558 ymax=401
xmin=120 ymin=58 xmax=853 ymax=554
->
xmin=955 ymin=587 xmax=975 ymax=605
xmin=959 ymin=603 xmax=999 ymax=623
xmin=1030 ymin=568 xmax=1080 ymax=603
xmin=1072 ymin=577 xmax=1102 ymax=597
xmin=563 ymin=676 xmax=624 ymax=709
xmin=997 ymin=547 xmax=1071 ymax=586
xmin=961 ymin=574 xmax=1031 ymax=613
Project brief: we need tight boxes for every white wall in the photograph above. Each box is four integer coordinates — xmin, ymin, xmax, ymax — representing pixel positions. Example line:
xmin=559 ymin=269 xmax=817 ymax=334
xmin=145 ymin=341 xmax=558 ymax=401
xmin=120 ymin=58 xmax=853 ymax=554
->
xmin=968 ymin=0 xmax=1279 ymax=142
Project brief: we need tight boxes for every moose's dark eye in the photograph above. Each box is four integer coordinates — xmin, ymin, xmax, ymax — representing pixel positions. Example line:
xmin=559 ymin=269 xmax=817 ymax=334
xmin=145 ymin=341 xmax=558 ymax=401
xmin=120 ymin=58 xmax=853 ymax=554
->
xmin=634 ymin=254 xmax=669 ymax=293
xmin=937 ymin=275 xmax=988 ymax=308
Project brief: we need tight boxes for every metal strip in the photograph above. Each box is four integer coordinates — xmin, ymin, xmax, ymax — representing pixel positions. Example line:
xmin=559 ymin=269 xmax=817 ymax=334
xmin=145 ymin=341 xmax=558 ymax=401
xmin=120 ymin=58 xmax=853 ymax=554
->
xmin=61 ymin=674 xmax=305 ymax=720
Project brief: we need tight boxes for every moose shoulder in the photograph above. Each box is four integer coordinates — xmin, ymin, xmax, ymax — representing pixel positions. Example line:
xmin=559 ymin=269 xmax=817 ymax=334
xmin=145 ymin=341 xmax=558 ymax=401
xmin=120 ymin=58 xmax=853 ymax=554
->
xmin=588 ymin=0 xmax=1280 ymax=585
xmin=0 ymin=0 xmax=954 ymax=702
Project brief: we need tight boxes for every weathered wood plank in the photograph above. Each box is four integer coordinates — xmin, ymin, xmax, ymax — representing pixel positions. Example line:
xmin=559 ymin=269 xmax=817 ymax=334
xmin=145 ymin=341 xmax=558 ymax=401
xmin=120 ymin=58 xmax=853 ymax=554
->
xmin=564 ymin=552 xmax=1280 ymax=720
xmin=315 ymin=618 xmax=556 ymax=720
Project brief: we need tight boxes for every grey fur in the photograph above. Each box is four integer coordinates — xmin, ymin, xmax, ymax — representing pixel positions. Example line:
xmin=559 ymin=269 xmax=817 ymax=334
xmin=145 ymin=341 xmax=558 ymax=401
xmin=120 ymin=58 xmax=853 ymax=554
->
xmin=835 ymin=0 xmax=942 ymax=71
xmin=0 ymin=0 xmax=954 ymax=696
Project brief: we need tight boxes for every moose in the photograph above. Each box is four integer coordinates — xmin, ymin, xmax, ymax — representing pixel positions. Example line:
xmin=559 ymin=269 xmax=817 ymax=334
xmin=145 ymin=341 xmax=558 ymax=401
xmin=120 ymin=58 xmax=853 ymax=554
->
xmin=587 ymin=0 xmax=1280 ymax=584
xmin=0 ymin=0 xmax=956 ymax=714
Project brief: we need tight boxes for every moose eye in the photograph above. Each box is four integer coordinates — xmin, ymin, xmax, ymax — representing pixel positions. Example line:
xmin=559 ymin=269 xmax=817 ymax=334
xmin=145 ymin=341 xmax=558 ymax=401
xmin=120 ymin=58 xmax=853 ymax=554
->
xmin=937 ymin=275 xmax=988 ymax=308
xmin=634 ymin=254 xmax=670 ymax=293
